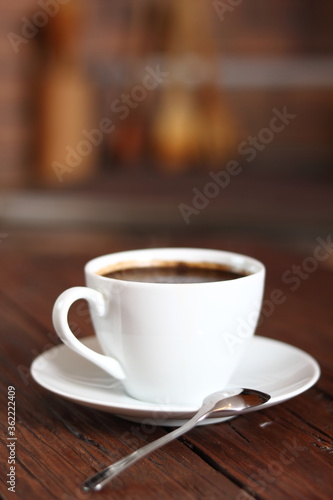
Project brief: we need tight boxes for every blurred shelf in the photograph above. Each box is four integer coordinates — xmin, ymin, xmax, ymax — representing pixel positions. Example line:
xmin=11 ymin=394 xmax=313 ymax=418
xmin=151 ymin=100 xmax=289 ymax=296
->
xmin=1 ymin=172 xmax=332 ymax=249
xmin=92 ymin=55 xmax=333 ymax=89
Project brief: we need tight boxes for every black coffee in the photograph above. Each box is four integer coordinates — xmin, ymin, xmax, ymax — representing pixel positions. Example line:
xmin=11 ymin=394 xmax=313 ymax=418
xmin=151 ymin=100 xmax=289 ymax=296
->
xmin=101 ymin=262 xmax=247 ymax=284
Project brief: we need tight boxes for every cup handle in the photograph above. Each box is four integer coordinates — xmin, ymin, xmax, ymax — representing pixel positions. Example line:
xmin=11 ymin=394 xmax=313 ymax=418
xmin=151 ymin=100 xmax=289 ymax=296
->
xmin=52 ymin=287 xmax=126 ymax=380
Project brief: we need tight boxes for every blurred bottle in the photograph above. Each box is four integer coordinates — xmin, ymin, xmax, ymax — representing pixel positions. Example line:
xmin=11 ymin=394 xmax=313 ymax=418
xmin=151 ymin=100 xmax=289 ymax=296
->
xmin=151 ymin=0 xmax=240 ymax=171
xmin=35 ymin=0 xmax=97 ymax=186
xmin=105 ymin=0 xmax=155 ymax=170
xmin=0 ymin=48 xmax=25 ymax=188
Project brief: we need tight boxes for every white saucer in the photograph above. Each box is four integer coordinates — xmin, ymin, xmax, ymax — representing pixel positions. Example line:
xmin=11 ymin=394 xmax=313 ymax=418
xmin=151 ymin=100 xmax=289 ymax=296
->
xmin=31 ymin=336 xmax=320 ymax=426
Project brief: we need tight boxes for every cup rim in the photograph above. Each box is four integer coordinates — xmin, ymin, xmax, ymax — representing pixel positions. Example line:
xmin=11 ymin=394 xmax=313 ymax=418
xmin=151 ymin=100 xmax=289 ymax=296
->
xmin=85 ymin=247 xmax=265 ymax=287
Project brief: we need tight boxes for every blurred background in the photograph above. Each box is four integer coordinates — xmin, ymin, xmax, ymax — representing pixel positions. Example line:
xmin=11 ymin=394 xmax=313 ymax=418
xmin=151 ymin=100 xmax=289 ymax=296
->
xmin=0 ymin=0 xmax=333 ymax=257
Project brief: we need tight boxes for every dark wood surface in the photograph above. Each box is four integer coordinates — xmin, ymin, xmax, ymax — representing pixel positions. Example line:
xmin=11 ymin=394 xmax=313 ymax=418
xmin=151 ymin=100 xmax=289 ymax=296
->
xmin=0 ymin=230 xmax=332 ymax=500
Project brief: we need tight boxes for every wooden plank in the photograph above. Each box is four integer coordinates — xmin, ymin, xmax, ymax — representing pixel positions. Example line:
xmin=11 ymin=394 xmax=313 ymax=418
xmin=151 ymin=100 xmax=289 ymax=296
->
xmin=0 ymin=240 xmax=332 ymax=498
xmin=0 ymin=274 xmax=246 ymax=500
xmin=181 ymin=397 xmax=333 ymax=499
xmin=178 ymin=244 xmax=333 ymax=499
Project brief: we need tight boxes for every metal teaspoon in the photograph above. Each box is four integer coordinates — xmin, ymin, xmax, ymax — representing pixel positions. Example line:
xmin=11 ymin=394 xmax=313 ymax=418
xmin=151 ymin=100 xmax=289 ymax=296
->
xmin=83 ymin=388 xmax=270 ymax=492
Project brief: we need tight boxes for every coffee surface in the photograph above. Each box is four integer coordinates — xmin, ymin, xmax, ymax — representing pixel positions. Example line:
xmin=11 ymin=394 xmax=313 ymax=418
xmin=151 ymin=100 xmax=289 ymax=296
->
xmin=101 ymin=262 xmax=247 ymax=283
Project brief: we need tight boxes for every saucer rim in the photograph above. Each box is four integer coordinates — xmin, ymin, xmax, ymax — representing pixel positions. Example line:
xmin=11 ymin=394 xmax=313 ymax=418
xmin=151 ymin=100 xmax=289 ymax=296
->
xmin=30 ymin=335 xmax=321 ymax=418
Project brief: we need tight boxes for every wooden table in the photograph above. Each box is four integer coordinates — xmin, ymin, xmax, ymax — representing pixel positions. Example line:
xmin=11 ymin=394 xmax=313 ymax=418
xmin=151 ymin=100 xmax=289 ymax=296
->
xmin=0 ymin=231 xmax=332 ymax=500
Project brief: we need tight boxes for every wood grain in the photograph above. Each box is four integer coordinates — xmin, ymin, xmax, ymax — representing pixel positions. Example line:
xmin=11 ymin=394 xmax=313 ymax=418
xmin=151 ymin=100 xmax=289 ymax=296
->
xmin=0 ymin=237 xmax=332 ymax=499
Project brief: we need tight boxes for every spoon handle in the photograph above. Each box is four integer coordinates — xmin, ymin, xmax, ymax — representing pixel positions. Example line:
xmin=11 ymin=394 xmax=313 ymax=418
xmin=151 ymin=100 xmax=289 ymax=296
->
xmin=82 ymin=411 xmax=207 ymax=492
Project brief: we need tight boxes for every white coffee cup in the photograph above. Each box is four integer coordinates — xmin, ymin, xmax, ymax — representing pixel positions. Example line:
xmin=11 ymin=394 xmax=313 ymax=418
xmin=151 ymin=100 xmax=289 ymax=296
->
xmin=52 ymin=248 xmax=265 ymax=405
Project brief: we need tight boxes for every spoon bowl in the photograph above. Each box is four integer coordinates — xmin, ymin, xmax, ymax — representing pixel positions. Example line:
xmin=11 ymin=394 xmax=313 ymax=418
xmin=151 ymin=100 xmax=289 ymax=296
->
xmin=83 ymin=387 xmax=270 ymax=492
